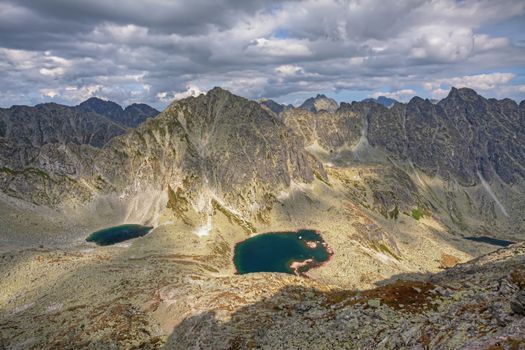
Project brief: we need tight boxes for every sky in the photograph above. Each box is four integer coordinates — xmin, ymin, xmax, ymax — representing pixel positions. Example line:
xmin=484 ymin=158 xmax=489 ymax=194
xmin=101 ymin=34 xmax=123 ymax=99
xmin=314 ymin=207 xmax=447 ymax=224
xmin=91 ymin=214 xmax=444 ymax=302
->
xmin=0 ymin=0 xmax=524 ymax=109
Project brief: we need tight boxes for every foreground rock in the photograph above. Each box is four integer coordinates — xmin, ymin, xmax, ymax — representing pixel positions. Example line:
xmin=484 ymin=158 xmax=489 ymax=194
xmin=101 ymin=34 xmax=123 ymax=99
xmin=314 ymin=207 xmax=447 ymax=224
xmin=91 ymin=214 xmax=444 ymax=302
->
xmin=167 ymin=243 xmax=525 ymax=349
xmin=2 ymin=238 xmax=522 ymax=349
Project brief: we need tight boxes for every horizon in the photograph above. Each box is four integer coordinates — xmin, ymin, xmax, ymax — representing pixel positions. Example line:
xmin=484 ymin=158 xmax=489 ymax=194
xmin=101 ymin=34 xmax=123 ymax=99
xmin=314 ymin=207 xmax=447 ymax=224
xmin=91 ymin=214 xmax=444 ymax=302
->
xmin=0 ymin=0 xmax=524 ymax=109
xmin=1 ymin=85 xmax=523 ymax=110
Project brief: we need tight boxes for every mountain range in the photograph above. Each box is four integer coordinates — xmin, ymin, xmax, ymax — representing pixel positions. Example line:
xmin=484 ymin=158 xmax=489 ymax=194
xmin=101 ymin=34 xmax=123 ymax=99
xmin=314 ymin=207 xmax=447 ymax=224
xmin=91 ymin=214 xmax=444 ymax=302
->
xmin=0 ymin=87 xmax=524 ymax=349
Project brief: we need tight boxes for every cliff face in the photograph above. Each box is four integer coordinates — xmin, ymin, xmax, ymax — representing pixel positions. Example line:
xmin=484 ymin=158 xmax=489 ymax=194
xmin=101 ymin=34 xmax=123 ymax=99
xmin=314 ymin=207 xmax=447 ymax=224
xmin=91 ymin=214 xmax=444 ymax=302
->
xmin=280 ymin=88 xmax=525 ymax=236
xmin=281 ymin=103 xmax=363 ymax=151
xmin=284 ymin=88 xmax=525 ymax=187
xmin=0 ymin=103 xmax=126 ymax=150
xmin=366 ymin=88 xmax=525 ymax=186
xmin=0 ymin=87 xmax=523 ymax=233
xmin=92 ymin=87 xmax=325 ymax=215
xmin=0 ymin=88 xmax=325 ymax=216
xmin=0 ymin=99 xmax=158 ymax=206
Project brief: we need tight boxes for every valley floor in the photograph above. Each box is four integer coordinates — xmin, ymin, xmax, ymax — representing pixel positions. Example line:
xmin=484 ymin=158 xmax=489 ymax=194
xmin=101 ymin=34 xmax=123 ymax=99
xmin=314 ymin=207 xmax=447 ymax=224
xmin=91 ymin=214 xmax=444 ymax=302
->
xmin=1 ymin=163 xmax=523 ymax=349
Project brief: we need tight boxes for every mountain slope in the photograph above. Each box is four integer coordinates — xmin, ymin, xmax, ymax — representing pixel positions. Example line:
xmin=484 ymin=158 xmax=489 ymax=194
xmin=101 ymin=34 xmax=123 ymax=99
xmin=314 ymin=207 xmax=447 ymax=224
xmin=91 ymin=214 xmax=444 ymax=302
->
xmin=282 ymin=88 xmax=525 ymax=238
xmin=91 ymin=87 xmax=325 ymax=217
xmin=1 ymin=87 xmax=524 ymax=349
xmin=78 ymin=97 xmax=159 ymax=127
xmin=1 ymin=88 xmax=325 ymax=219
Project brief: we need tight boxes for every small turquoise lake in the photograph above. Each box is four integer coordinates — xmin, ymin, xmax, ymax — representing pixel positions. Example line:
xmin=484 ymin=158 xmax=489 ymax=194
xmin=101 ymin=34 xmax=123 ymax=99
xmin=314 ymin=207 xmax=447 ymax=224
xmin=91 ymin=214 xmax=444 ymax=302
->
xmin=86 ymin=224 xmax=153 ymax=246
xmin=233 ymin=229 xmax=332 ymax=275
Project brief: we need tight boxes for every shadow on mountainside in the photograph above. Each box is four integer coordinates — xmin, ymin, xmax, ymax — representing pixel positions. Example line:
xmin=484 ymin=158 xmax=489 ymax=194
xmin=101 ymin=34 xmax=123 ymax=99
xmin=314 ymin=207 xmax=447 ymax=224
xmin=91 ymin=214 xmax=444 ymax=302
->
xmin=164 ymin=244 xmax=525 ymax=349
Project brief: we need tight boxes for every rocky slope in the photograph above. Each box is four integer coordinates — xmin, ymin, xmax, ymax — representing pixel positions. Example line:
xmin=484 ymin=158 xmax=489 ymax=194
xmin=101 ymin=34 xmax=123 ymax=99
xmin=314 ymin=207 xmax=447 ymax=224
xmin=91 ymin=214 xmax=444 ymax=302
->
xmin=167 ymin=242 xmax=525 ymax=349
xmin=282 ymin=88 xmax=525 ymax=238
xmin=1 ymin=87 xmax=324 ymax=223
xmin=0 ymin=98 xmax=159 ymax=207
xmin=1 ymin=227 xmax=523 ymax=349
xmin=91 ymin=87 xmax=325 ymax=217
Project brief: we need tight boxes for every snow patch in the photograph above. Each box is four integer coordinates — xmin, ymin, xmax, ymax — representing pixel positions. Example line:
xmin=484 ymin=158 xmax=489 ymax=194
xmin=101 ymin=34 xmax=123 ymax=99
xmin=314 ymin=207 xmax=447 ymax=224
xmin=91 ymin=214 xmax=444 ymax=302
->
xmin=195 ymin=215 xmax=212 ymax=237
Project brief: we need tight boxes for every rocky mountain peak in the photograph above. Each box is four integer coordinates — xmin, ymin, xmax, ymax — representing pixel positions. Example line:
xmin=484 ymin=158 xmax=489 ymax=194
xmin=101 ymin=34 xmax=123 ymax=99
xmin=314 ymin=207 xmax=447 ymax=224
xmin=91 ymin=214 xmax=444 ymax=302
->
xmin=259 ymin=99 xmax=288 ymax=116
xmin=446 ymin=87 xmax=481 ymax=102
xmin=89 ymin=88 xmax=326 ymax=218
xmin=78 ymin=97 xmax=124 ymax=117
xmin=78 ymin=97 xmax=158 ymax=127
xmin=299 ymin=94 xmax=338 ymax=113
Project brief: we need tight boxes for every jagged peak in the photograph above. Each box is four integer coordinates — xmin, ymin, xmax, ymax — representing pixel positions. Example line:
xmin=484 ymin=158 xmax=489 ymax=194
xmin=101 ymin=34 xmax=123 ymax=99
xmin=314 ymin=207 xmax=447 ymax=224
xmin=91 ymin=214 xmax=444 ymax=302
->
xmin=207 ymin=86 xmax=232 ymax=97
xmin=407 ymin=96 xmax=430 ymax=105
xmin=124 ymin=103 xmax=159 ymax=113
xmin=446 ymin=87 xmax=480 ymax=101
xmin=299 ymin=93 xmax=338 ymax=112
xmin=78 ymin=96 xmax=123 ymax=112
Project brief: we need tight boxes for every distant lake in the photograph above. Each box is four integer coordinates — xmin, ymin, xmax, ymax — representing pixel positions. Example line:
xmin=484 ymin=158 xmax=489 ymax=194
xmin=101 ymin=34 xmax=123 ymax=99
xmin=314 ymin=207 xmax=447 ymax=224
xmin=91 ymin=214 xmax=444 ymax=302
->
xmin=233 ymin=229 xmax=332 ymax=275
xmin=464 ymin=236 xmax=515 ymax=247
xmin=86 ymin=224 xmax=153 ymax=246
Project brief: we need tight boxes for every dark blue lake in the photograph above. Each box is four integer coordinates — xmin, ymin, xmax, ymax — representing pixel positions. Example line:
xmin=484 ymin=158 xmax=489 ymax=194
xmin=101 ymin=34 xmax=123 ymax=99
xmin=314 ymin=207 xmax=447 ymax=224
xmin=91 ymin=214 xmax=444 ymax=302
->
xmin=86 ymin=224 xmax=153 ymax=246
xmin=233 ymin=229 xmax=332 ymax=275
xmin=464 ymin=236 xmax=515 ymax=247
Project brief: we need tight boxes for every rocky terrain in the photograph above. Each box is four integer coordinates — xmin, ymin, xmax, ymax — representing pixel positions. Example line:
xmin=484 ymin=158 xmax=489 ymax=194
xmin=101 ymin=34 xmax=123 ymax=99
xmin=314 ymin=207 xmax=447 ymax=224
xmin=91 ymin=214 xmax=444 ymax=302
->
xmin=168 ymin=243 xmax=525 ymax=349
xmin=282 ymin=88 xmax=525 ymax=239
xmin=0 ymin=87 xmax=524 ymax=349
xmin=0 ymin=98 xmax=158 ymax=210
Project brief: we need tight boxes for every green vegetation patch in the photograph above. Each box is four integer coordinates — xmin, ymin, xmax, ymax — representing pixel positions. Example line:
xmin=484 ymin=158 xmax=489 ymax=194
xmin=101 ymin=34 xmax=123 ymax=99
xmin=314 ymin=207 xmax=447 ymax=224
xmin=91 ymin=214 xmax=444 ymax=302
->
xmin=411 ymin=207 xmax=425 ymax=220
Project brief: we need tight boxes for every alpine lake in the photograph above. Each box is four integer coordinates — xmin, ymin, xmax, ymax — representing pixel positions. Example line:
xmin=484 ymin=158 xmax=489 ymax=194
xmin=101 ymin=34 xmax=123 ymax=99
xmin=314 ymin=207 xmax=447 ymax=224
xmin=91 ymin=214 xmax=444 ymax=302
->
xmin=233 ymin=229 xmax=332 ymax=275
xmin=86 ymin=224 xmax=153 ymax=246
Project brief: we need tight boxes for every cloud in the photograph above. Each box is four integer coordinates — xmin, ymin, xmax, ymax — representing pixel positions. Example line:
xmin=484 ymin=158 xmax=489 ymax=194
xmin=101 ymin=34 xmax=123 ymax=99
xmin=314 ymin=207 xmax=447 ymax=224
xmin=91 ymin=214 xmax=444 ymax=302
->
xmin=275 ymin=65 xmax=305 ymax=76
xmin=424 ymin=73 xmax=516 ymax=91
xmin=0 ymin=0 xmax=524 ymax=108
xmin=371 ymin=89 xmax=417 ymax=101
xmin=157 ymin=84 xmax=206 ymax=102
xmin=245 ymin=38 xmax=312 ymax=57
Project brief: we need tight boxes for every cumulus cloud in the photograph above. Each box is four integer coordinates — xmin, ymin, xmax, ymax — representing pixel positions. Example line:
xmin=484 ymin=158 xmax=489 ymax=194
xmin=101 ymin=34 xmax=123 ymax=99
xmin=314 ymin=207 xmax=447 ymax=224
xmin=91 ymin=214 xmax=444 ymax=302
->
xmin=371 ymin=89 xmax=417 ymax=101
xmin=275 ymin=65 xmax=304 ymax=76
xmin=424 ymin=73 xmax=516 ymax=91
xmin=157 ymin=84 xmax=206 ymax=102
xmin=246 ymin=38 xmax=312 ymax=57
xmin=0 ymin=0 xmax=524 ymax=108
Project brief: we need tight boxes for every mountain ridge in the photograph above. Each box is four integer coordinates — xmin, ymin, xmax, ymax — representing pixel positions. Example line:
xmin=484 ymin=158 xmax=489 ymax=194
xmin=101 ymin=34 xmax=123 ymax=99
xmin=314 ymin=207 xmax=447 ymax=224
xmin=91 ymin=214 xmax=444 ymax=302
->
xmin=1 ymin=86 xmax=524 ymax=349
